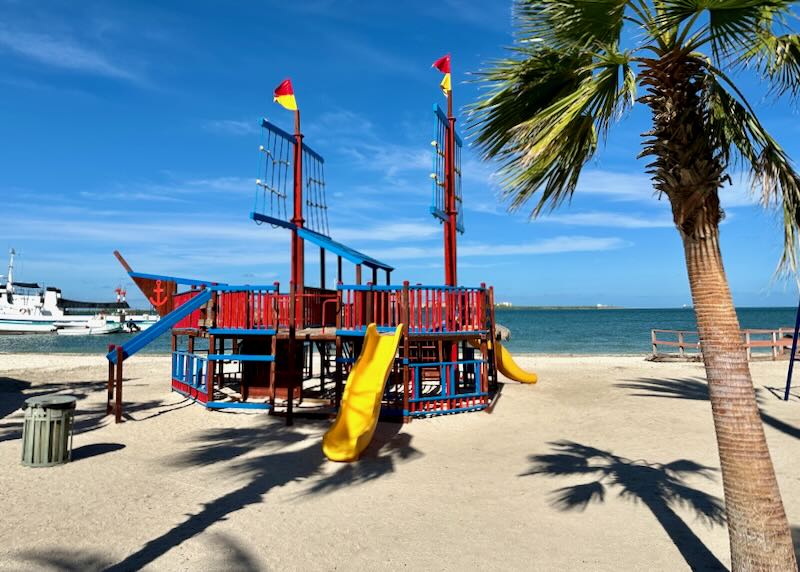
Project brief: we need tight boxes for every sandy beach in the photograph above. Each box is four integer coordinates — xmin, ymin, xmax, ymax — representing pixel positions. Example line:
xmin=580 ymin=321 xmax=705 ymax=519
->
xmin=0 ymin=353 xmax=798 ymax=571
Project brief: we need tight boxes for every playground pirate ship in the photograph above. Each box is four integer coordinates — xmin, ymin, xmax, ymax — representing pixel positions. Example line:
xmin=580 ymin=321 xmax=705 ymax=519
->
xmin=105 ymin=59 xmax=535 ymax=439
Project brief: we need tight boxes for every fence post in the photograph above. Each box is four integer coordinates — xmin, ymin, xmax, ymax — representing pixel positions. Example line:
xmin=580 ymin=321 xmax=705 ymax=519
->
xmin=402 ymin=281 xmax=410 ymax=423
xmin=269 ymin=282 xmax=280 ymax=414
xmin=772 ymin=330 xmax=778 ymax=360
xmin=678 ymin=331 xmax=685 ymax=358
xmin=488 ymin=286 xmax=498 ymax=391
xmin=365 ymin=282 xmax=374 ymax=325
xmin=335 ymin=282 xmax=343 ymax=409
xmin=651 ymin=330 xmax=657 ymax=355
xmin=744 ymin=331 xmax=751 ymax=361
xmin=115 ymin=346 xmax=124 ymax=423
xmin=287 ymin=281 xmax=296 ymax=426
xmin=107 ymin=344 xmax=115 ymax=415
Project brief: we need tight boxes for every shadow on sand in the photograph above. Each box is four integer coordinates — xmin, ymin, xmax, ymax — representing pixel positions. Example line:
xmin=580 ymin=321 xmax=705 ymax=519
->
xmin=71 ymin=443 xmax=125 ymax=461
xmin=0 ymin=372 xmax=194 ymax=444
xmin=16 ymin=417 xmax=421 ymax=571
xmin=18 ymin=530 xmax=267 ymax=572
xmin=615 ymin=377 xmax=800 ymax=441
xmin=523 ymin=440 xmax=727 ymax=571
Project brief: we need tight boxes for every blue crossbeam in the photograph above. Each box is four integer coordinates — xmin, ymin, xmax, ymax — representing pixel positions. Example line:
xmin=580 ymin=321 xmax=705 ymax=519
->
xmin=207 ymin=354 xmax=275 ymax=362
xmin=207 ymin=328 xmax=276 ymax=336
xmin=107 ymin=289 xmax=212 ymax=364
xmin=206 ymin=401 xmax=272 ymax=410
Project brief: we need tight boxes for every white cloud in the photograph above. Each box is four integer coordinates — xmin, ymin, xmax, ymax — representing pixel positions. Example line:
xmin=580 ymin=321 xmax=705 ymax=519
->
xmin=0 ymin=28 xmax=139 ymax=82
xmin=369 ymin=236 xmax=630 ymax=260
xmin=315 ymin=110 xmax=374 ymax=136
xmin=333 ymin=221 xmax=439 ymax=242
xmin=575 ymin=169 xmax=761 ymax=210
xmin=339 ymin=142 xmax=430 ymax=178
xmin=721 ymin=175 xmax=760 ymax=208
xmin=540 ymin=211 xmax=674 ymax=229
xmin=185 ymin=176 xmax=252 ymax=194
xmin=461 ymin=236 xmax=631 ymax=256
xmin=6 ymin=215 xmax=285 ymax=244
xmin=76 ymin=176 xmax=254 ymax=204
xmin=330 ymin=34 xmax=426 ymax=80
xmin=202 ymin=119 xmax=259 ymax=136
xmin=576 ymin=170 xmax=655 ymax=201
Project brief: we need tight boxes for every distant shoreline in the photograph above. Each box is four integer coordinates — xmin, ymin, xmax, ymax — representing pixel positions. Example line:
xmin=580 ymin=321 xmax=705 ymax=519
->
xmin=494 ymin=305 xmax=795 ymax=311
xmin=496 ymin=305 xmax=626 ymax=310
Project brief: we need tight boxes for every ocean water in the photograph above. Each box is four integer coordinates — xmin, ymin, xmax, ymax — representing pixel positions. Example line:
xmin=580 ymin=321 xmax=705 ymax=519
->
xmin=496 ymin=307 xmax=797 ymax=354
xmin=0 ymin=307 xmax=795 ymax=356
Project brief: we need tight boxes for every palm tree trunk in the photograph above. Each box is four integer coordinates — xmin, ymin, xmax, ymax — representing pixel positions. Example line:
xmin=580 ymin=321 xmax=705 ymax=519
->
xmin=683 ymin=227 xmax=797 ymax=570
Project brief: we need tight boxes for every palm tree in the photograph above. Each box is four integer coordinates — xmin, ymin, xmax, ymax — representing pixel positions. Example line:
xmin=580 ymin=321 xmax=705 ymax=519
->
xmin=470 ymin=1 xmax=800 ymax=569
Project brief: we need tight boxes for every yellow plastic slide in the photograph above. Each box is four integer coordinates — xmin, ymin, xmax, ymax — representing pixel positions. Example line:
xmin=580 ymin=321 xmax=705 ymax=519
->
xmin=470 ymin=339 xmax=538 ymax=384
xmin=495 ymin=341 xmax=538 ymax=384
xmin=322 ymin=323 xmax=404 ymax=462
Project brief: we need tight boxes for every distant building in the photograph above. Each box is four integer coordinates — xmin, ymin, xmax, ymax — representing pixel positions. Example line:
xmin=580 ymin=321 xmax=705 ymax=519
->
xmin=496 ymin=301 xmax=513 ymax=308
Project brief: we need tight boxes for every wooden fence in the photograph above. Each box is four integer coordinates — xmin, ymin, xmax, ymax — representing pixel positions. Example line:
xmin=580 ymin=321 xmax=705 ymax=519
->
xmin=651 ymin=328 xmax=796 ymax=360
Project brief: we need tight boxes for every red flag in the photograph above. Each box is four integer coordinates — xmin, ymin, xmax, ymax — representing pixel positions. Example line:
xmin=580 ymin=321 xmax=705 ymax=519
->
xmin=432 ymin=54 xmax=451 ymax=74
xmin=273 ymin=79 xmax=297 ymax=111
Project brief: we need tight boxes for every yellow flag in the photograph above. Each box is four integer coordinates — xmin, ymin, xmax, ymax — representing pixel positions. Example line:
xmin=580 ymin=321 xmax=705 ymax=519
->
xmin=273 ymin=79 xmax=298 ymax=111
xmin=440 ymin=73 xmax=451 ymax=95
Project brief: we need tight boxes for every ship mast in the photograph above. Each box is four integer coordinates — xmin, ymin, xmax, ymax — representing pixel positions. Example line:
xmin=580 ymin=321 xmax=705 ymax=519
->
xmin=6 ymin=249 xmax=15 ymax=294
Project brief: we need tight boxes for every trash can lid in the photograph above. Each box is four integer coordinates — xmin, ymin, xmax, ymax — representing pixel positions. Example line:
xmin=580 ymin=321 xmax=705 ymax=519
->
xmin=22 ymin=395 xmax=77 ymax=410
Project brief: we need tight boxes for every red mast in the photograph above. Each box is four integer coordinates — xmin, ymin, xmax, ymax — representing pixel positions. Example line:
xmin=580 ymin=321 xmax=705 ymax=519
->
xmin=291 ymin=110 xmax=305 ymax=327
xmin=444 ymin=86 xmax=458 ymax=287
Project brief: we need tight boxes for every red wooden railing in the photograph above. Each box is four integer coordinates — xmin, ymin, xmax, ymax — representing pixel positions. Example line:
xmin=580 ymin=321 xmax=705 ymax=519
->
xmin=174 ymin=290 xmax=203 ymax=329
xmin=216 ymin=288 xmax=278 ymax=330
xmin=211 ymin=285 xmax=336 ymax=331
xmin=339 ymin=284 xmax=488 ymax=334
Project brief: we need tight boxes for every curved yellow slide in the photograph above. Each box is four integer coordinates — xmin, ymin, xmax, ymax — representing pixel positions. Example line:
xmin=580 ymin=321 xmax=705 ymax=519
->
xmin=323 ymin=323 xmax=404 ymax=462
xmin=495 ymin=341 xmax=538 ymax=384
xmin=470 ymin=339 xmax=538 ymax=384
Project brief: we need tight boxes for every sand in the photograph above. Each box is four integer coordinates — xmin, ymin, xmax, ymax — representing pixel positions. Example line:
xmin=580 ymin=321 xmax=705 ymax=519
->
xmin=0 ymin=353 xmax=798 ymax=571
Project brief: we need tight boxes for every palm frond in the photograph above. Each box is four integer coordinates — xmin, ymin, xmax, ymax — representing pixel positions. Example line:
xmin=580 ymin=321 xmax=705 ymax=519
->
xmin=705 ymin=71 xmax=800 ymax=272
xmin=470 ymin=48 xmax=591 ymax=157
xmin=741 ymin=32 xmax=800 ymax=98
xmin=515 ymin=0 xmax=629 ymax=49
xmin=658 ymin=0 xmax=794 ymax=60
xmin=470 ymin=46 xmax=636 ymax=215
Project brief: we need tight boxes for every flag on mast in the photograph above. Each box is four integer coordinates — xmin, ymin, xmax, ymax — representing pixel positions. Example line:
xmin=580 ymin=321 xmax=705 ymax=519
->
xmin=273 ymin=79 xmax=298 ymax=111
xmin=432 ymin=54 xmax=451 ymax=96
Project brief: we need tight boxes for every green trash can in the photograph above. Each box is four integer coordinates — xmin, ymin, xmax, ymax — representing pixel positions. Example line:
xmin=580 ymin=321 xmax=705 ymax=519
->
xmin=21 ymin=395 xmax=77 ymax=467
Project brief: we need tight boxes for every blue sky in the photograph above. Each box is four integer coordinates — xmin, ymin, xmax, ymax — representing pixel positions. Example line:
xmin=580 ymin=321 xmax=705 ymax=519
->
xmin=2 ymin=0 xmax=798 ymax=308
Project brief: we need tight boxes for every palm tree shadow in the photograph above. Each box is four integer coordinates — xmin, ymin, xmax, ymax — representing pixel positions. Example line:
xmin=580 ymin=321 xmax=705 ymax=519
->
xmin=615 ymin=377 xmax=800 ymax=441
xmin=523 ymin=441 xmax=727 ymax=571
xmin=86 ymin=419 xmax=421 ymax=571
xmin=16 ymin=530 xmax=266 ymax=572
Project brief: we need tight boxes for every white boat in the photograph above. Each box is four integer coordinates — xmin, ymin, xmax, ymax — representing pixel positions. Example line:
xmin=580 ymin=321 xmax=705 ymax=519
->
xmin=0 ymin=249 xmax=158 ymax=335
xmin=57 ymin=320 xmax=124 ymax=336
xmin=0 ymin=320 xmax=56 ymax=334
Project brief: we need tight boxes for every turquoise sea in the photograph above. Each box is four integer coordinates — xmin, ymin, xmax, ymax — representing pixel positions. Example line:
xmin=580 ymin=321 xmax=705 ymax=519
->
xmin=0 ymin=307 xmax=795 ymax=356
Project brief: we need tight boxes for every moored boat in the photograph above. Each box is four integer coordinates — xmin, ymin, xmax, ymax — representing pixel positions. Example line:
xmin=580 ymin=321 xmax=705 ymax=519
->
xmin=0 ymin=249 xmax=158 ymax=335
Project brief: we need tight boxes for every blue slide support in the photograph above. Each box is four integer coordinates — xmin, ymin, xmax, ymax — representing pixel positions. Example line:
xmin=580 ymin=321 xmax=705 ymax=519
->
xmin=106 ymin=289 xmax=212 ymax=364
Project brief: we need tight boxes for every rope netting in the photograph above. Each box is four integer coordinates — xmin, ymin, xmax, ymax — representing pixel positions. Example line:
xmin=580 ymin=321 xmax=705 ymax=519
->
xmin=303 ymin=147 xmax=329 ymax=236
xmin=255 ymin=122 xmax=291 ymax=226
xmin=431 ymin=110 xmax=446 ymax=216
xmin=454 ymin=130 xmax=464 ymax=233
xmin=430 ymin=105 xmax=464 ymax=234
xmin=254 ymin=119 xmax=329 ymax=236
